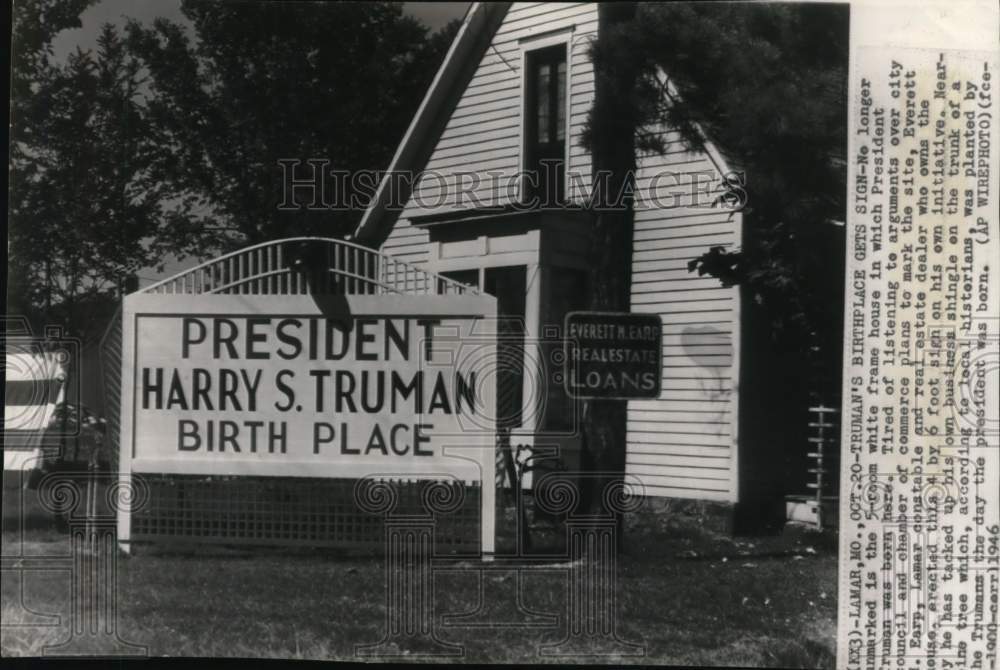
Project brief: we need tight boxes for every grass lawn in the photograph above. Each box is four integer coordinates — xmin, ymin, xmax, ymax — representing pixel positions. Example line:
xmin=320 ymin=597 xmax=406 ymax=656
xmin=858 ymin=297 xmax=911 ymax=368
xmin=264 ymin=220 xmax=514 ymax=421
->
xmin=2 ymin=493 xmax=837 ymax=666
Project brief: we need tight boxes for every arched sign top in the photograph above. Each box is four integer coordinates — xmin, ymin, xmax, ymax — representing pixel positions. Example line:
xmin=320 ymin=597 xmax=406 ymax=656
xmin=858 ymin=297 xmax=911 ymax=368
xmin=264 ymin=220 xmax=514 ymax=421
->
xmin=140 ymin=237 xmax=478 ymax=298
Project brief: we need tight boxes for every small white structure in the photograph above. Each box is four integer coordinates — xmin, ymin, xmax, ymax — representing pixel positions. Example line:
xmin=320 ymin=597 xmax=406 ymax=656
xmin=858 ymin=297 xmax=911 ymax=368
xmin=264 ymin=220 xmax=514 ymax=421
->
xmin=3 ymin=346 xmax=67 ymax=473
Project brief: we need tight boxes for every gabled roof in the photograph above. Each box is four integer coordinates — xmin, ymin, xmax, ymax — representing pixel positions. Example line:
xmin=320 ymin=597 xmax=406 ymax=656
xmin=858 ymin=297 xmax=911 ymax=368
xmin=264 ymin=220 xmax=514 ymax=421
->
xmin=657 ymin=71 xmax=741 ymax=178
xmin=351 ymin=2 xmax=513 ymax=247
xmin=352 ymin=3 xmax=743 ymax=247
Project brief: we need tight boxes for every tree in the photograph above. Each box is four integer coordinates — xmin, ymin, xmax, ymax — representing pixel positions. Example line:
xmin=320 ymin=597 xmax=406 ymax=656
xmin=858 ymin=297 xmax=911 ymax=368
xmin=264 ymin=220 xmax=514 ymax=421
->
xmin=576 ymin=3 xmax=646 ymax=520
xmin=126 ymin=1 xmax=457 ymax=246
xmin=580 ymin=2 xmax=848 ymax=525
xmin=9 ymin=5 xmax=202 ymax=341
xmin=10 ymin=0 xmax=95 ymax=132
xmin=8 ymin=0 xmax=93 ymax=326
xmin=9 ymin=2 xmax=455 ymax=341
xmin=584 ymin=2 xmax=847 ymax=362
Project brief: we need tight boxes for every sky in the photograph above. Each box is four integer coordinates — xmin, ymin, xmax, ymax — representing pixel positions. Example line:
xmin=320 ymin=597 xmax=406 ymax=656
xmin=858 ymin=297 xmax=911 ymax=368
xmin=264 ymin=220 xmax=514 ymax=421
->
xmin=51 ymin=1 xmax=470 ymax=61
xmin=44 ymin=1 xmax=470 ymax=285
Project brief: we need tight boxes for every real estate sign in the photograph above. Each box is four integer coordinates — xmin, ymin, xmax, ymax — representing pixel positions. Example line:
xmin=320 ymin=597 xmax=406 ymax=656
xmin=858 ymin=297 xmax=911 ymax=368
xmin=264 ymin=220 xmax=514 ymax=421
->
xmin=563 ymin=312 xmax=663 ymax=400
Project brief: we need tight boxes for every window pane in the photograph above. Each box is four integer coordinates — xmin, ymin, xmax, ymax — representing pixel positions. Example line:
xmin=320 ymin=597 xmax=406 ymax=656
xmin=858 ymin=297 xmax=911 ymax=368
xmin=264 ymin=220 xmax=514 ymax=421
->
xmin=537 ymin=63 xmax=550 ymax=143
xmin=484 ymin=266 xmax=527 ymax=428
xmin=556 ymin=60 xmax=566 ymax=142
xmin=539 ymin=267 xmax=588 ymax=431
xmin=524 ymin=44 xmax=567 ymax=205
xmin=440 ymin=269 xmax=479 ymax=293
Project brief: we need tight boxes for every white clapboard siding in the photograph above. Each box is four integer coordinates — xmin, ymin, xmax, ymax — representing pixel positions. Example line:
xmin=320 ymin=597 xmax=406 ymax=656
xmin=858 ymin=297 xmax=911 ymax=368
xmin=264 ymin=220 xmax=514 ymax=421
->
xmin=625 ymin=120 xmax=741 ymax=502
xmin=377 ymin=2 xmax=742 ymax=504
xmin=382 ymin=2 xmax=600 ymax=263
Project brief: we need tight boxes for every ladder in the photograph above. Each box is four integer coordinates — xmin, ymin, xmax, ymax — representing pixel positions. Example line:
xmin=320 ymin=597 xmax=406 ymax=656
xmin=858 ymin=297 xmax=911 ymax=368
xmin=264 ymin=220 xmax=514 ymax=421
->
xmin=805 ymin=405 xmax=839 ymax=529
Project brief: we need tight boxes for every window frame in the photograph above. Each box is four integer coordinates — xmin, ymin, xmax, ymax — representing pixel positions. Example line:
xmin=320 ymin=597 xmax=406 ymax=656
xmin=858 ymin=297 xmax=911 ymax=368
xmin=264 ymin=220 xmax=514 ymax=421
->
xmin=518 ymin=29 xmax=574 ymax=206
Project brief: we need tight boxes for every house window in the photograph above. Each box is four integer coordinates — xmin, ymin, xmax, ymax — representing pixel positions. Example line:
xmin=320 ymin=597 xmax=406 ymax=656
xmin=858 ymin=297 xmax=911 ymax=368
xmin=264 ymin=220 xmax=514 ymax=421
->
xmin=442 ymin=266 xmax=527 ymax=428
xmin=438 ymin=269 xmax=479 ymax=294
xmin=539 ymin=267 xmax=588 ymax=431
xmin=524 ymin=44 xmax=567 ymax=206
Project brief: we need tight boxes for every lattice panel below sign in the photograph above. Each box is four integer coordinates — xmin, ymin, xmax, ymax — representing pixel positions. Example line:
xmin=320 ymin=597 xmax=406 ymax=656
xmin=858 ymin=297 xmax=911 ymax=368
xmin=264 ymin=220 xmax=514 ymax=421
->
xmin=131 ymin=475 xmax=482 ymax=553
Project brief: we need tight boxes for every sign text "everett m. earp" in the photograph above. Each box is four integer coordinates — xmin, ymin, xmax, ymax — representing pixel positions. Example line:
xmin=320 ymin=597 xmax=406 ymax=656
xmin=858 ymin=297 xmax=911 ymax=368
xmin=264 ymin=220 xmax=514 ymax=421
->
xmin=564 ymin=312 xmax=664 ymax=400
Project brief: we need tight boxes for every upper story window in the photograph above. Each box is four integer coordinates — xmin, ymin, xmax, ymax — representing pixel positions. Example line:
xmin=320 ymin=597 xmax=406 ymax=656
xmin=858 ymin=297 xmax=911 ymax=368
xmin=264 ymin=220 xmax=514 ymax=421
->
xmin=524 ymin=44 xmax=567 ymax=206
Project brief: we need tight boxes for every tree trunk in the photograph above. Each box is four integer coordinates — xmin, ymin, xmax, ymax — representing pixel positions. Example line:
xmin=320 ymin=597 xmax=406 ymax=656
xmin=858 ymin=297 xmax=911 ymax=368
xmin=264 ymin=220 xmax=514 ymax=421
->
xmin=581 ymin=3 xmax=639 ymax=532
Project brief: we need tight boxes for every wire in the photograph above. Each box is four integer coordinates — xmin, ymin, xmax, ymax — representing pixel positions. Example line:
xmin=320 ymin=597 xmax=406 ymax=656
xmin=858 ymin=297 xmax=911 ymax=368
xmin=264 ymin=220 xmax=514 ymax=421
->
xmin=490 ymin=44 xmax=517 ymax=73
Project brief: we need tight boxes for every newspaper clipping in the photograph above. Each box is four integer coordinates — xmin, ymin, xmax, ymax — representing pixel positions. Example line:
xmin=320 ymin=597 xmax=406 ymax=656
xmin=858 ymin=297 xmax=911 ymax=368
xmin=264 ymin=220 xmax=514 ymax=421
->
xmin=2 ymin=1 xmax=999 ymax=668
xmin=838 ymin=3 xmax=999 ymax=669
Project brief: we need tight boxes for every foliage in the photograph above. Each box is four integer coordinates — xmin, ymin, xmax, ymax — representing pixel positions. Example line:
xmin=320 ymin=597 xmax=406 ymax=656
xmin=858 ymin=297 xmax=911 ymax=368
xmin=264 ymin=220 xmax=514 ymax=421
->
xmin=8 ymin=1 xmax=456 ymax=340
xmin=582 ymin=2 xmax=848 ymax=358
xmin=9 ymin=7 xmax=202 ymax=340
xmin=9 ymin=0 xmax=94 ymax=124
xmin=8 ymin=0 xmax=94 ymax=330
xmin=126 ymin=1 xmax=457 ymax=246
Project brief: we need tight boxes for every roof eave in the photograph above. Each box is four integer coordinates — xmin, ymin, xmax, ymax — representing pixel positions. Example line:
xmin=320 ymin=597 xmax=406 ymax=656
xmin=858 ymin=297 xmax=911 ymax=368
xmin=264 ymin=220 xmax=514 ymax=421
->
xmin=351 ymin=2 xmax=513 ymax=247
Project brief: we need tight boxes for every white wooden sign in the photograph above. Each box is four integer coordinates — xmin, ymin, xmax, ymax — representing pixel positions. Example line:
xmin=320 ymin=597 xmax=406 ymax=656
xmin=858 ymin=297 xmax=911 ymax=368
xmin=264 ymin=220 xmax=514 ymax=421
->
xmin=117 ymin=292 xmax=497 ymax=553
